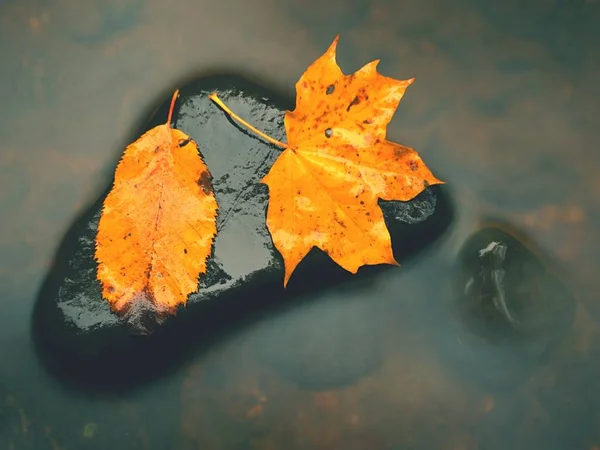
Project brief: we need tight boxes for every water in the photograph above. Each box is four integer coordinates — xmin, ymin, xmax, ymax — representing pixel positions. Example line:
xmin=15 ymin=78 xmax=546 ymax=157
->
xmin=1 ymin=0 xmax=600 ymax=448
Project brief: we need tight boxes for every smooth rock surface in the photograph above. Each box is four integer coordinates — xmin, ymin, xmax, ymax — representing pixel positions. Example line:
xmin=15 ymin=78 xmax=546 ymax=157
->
xmin=32 ymin=74 xmax=453 ymax=388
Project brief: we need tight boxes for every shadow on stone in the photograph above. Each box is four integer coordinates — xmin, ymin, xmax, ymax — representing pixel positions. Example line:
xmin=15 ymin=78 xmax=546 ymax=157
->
xmin=31 ymin=72 xmax=454 ymax=395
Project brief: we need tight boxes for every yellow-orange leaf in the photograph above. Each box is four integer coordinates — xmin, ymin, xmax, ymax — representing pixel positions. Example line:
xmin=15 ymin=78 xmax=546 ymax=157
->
xmin=210 ymin=35 xmax=443 ymax=287
xmin=95 ymin=90 xmax=218 ymax=317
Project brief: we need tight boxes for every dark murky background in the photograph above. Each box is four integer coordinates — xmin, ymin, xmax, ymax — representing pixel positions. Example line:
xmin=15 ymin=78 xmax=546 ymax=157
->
xmin=1 ymin=0 xmax=600 ymax=448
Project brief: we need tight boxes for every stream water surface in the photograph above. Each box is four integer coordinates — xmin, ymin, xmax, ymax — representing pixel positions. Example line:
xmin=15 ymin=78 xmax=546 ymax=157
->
xmin=1 ymin=0 xmax=600 ymax=449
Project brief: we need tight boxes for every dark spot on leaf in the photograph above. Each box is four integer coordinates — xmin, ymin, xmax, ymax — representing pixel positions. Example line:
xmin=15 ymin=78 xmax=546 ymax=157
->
xmin=154 ymin=146 xmax=159 ymax=153
xmin=366 ymin=212 xmax=370 ymax=216
xmin=314 ymin=111 xmax=327 ymax=124
xmin=346 ymin=96 xmax=360 ymax=112
xmin=394 ymin=147 xmax=409 ymax=159
xmin=123 ymin=232 xmax=132 ymax=240
xmin=363 ymin=119 xmax=372 ymax=125
xmin=325 ymin=128 xmax=333 ymax=138
xmin=178 ymin=138 xmax=191 ymax=147
xmin=360 ymin=200 xmax=365 ymax=205
xmin=326 ymin=84 xmax=335 ymax=95
xmin=408 ymin=160 xmax=419 ymax=171
xmin=107 ymin=286 xmax=115 ymax=293
xmin=198 ymin=171 xmax=213 ymax=194
xmin=183 ymin=248 xmax=188 ymax=254
xmin=335 ymin=217 xmax=347 ymax=228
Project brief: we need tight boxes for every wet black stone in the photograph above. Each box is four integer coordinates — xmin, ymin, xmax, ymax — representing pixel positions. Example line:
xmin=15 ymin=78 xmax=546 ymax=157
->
xmin=442 ymin=223 xmax=576 ymax=390
xmin=32 ymin=73 xmax=453 ymax=390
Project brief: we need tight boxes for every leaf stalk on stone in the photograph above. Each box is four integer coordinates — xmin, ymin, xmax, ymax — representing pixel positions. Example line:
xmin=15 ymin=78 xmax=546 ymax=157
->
xmin=210 ymin=35 xmax=444 ymax=287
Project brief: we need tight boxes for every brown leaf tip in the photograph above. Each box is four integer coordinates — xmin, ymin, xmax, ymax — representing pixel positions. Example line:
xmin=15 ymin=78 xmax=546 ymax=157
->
xmin=325 ymin=34 xmax=341 ymax=61
xmin=331 ymin=34 xmax=340 ymax=48
xmin=121 ymin=292 xmax=169 ymax=336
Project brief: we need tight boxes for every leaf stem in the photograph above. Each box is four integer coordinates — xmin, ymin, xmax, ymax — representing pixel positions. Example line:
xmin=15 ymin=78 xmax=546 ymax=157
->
xmin=167 ymin=89 xmax=179 ymax=127
xmin=209 ymin=93 xmax=288 ymax=149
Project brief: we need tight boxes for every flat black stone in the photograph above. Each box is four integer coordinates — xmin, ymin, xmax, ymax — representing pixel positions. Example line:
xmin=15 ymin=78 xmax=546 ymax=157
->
xmin=32 ymin=73 xmax=453 ymax=391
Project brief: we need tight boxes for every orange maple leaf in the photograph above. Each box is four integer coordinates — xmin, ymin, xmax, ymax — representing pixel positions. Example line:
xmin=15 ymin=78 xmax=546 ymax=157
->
xmin=210 ymin=36 xmax=443 ymax=286
xmin=95 ymin=90 xmax=219 ymax=317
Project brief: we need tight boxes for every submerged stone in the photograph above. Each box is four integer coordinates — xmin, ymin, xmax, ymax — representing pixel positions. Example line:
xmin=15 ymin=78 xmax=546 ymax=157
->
xmin=32 ymin=74 xmax=453 ymax=388
xmin=443 ymin=223 xmax=576 ymax=389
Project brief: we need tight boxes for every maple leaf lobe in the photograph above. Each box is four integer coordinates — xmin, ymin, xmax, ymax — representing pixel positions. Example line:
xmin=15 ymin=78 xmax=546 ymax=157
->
xmin=283 ymin=37 xmax=415 ymax=158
